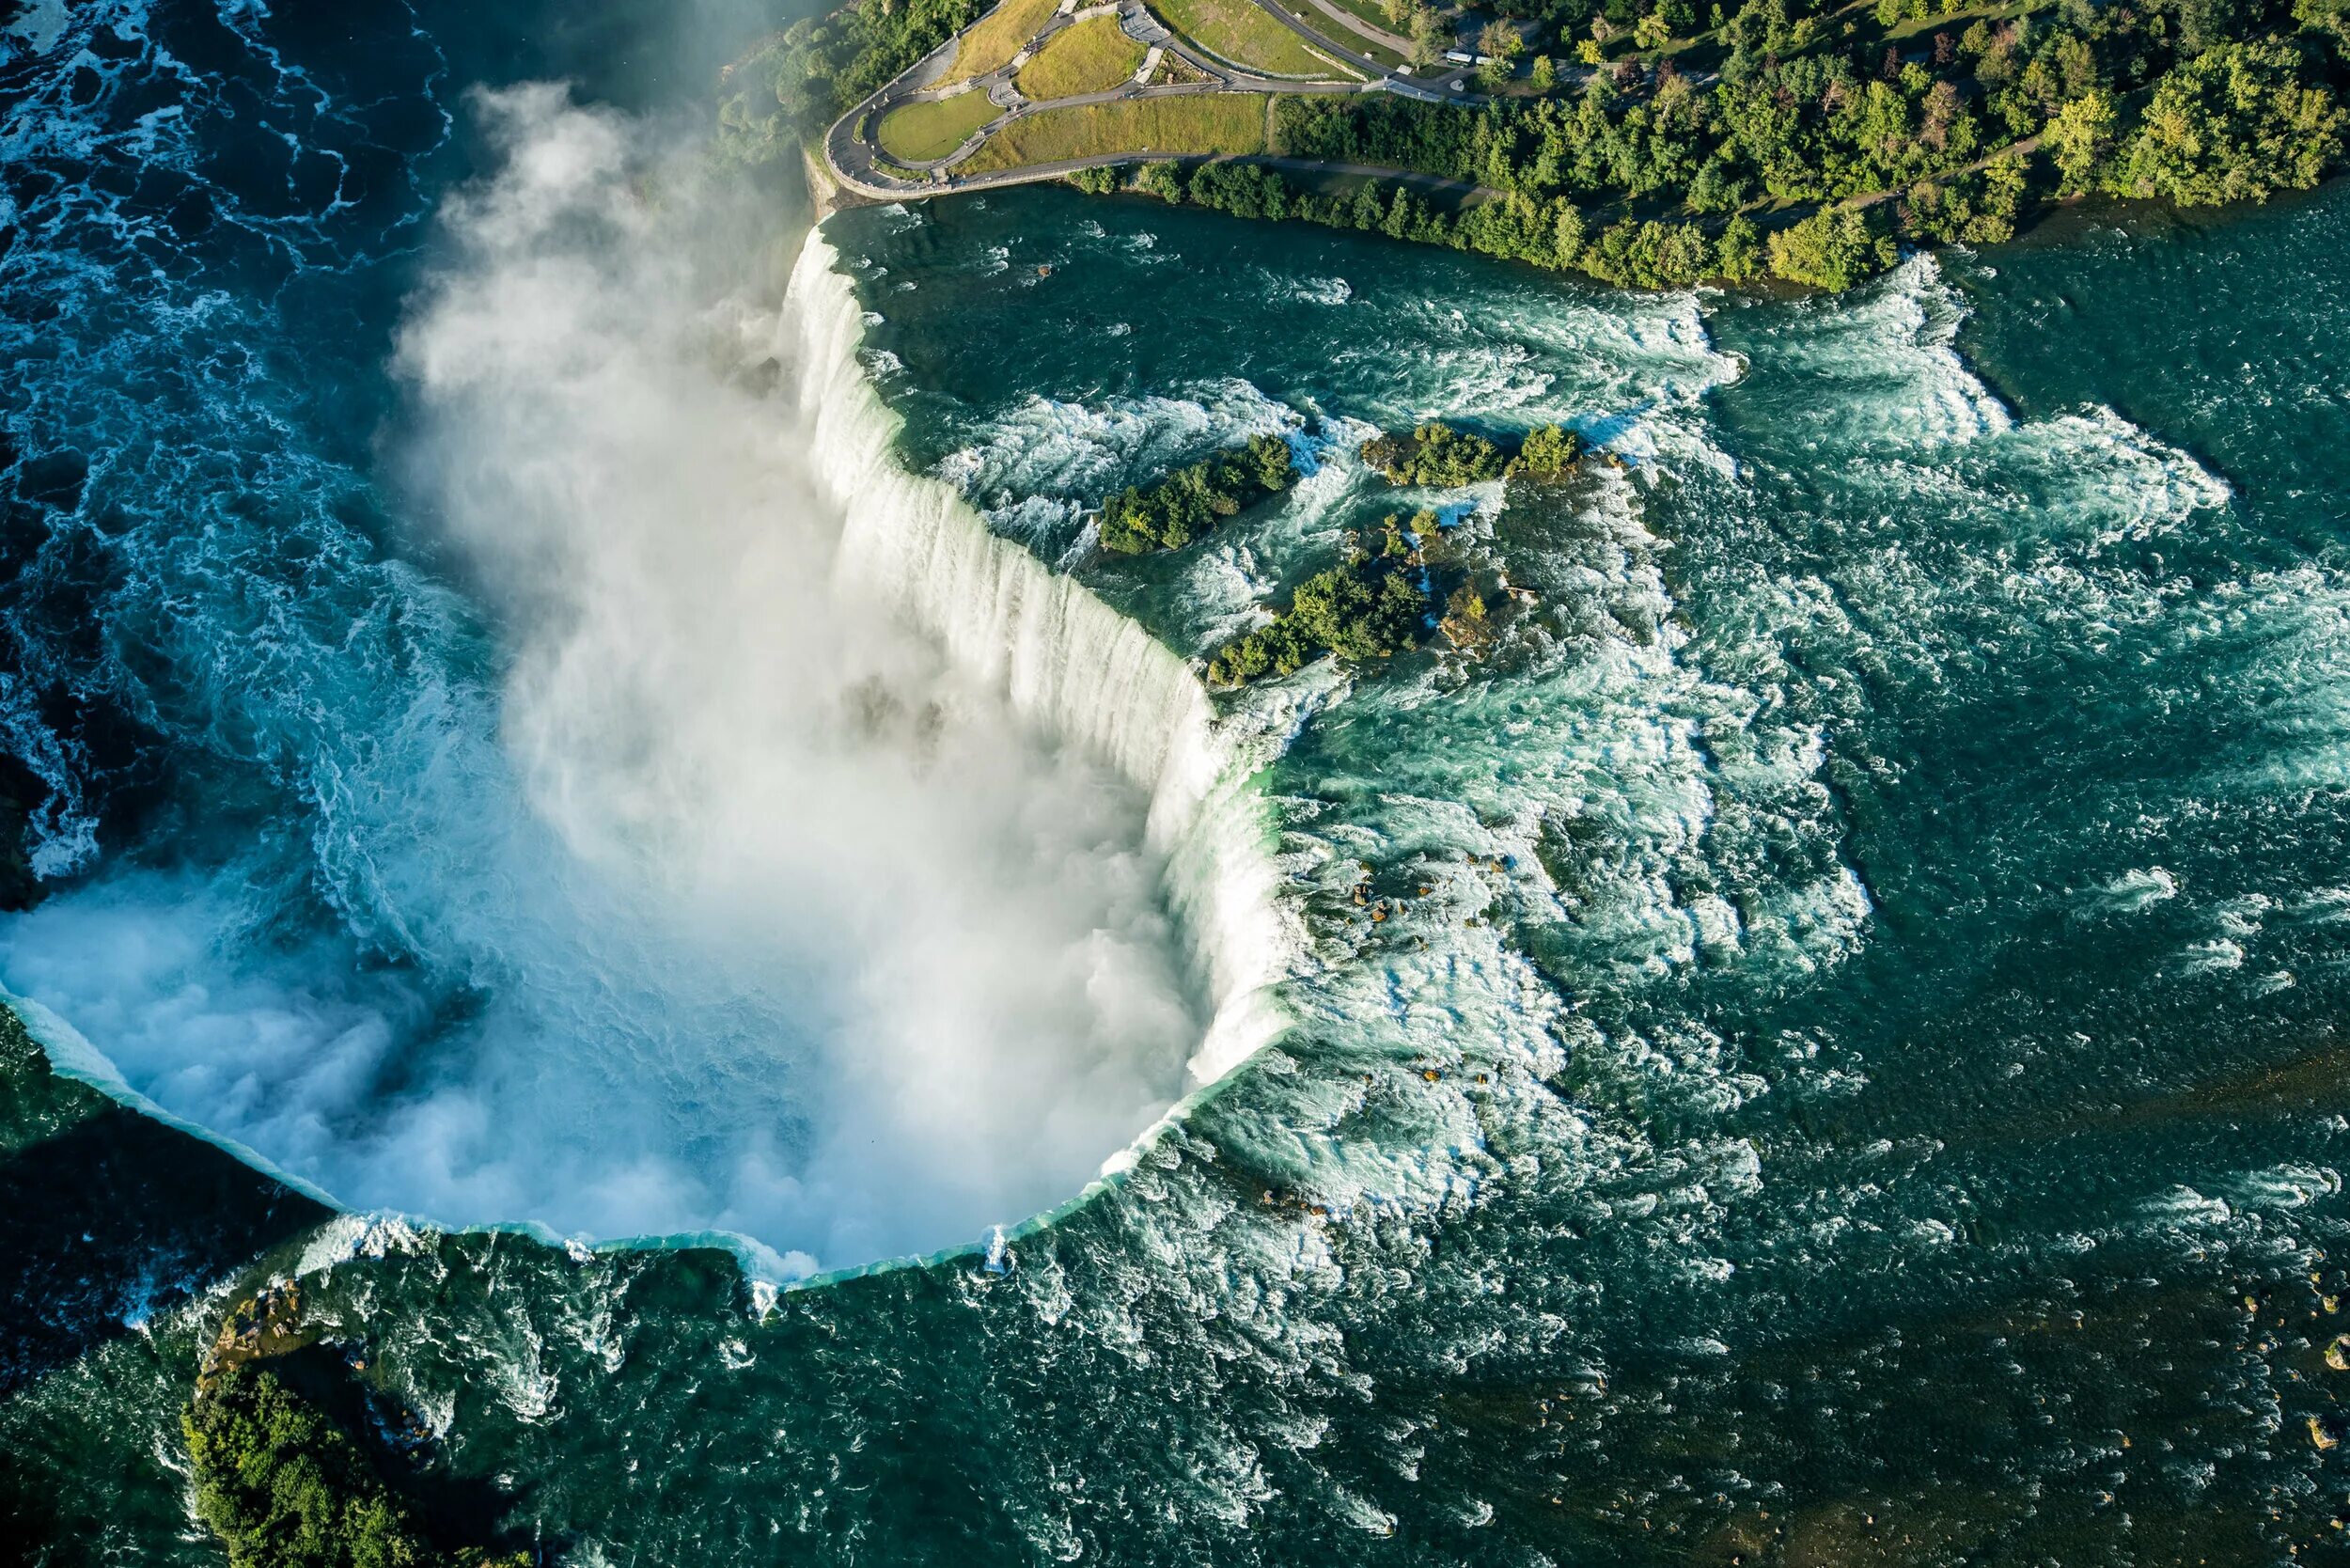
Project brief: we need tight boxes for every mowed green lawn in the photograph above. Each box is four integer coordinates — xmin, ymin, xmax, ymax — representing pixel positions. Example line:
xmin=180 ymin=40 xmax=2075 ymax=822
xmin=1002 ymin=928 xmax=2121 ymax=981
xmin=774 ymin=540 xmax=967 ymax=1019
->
xmin=962 ymin=93 xmax=1268 ymax=170
xmin=1147 ymin=0 xmax=1353 ymax=77
xmin=876 ymin=89 xmax=1003 ymax=163
xmin=1015 ymin=15 xmax=1149 ymax=100
xmin=940 ymin=0 xmax=1061 ymax=84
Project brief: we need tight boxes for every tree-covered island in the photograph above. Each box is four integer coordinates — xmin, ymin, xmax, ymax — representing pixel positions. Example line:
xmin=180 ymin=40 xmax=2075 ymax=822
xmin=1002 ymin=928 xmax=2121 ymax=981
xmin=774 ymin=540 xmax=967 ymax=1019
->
xmin=724 ymin=0 xmax=2350 ymax=293
xmin=1099 ymin=433 xmax=1299 ymax=554
xmin=1207 ymin=515 xmax=1435 ymax=684
xmin=1361 ymin=419 xmax=1583 ymax=484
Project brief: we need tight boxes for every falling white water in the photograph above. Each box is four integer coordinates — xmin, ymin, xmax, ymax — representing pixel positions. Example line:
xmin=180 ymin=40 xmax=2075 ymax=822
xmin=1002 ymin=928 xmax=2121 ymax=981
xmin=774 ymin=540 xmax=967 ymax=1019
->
xmin=786 ymin=231 xmax=1298 ymax=1087
xmin=0 ymin=90 xmax=1299 ymax=1278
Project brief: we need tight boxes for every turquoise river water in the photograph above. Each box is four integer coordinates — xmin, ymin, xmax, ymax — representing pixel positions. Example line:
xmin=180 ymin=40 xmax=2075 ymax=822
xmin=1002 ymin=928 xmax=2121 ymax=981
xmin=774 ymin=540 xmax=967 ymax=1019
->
xmin=4 ymin=1 xmax=2350 ymax=1561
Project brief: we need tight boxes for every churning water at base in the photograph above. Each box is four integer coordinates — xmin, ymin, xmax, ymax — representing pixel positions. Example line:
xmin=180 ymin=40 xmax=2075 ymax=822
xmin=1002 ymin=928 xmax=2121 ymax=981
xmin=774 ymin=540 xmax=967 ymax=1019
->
xmin=0 ymin=79 xmax=1287 ymax=1278
xmin=11 ymin=0 xmax=2350 ymax=1559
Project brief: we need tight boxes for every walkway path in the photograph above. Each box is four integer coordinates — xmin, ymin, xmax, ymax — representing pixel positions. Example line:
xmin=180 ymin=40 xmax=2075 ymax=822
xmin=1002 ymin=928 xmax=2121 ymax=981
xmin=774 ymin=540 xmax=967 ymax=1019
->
xmin=1296 ymin=0 xmax=1410 ymax=55
xmin=822 ymin=0 xmax=1501 ymax=204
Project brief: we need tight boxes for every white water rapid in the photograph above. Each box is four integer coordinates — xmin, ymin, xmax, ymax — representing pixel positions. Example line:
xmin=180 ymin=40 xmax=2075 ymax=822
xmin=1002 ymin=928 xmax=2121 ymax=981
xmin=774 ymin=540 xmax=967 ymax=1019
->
xmin=786 ymin=231 xmax=1297 ymax=1095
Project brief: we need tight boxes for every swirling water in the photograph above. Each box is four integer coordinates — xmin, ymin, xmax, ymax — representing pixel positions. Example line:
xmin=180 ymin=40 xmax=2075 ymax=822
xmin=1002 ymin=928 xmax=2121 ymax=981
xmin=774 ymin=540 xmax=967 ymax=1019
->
xmin=8 ymin=1 xmax=2350 ymax=1561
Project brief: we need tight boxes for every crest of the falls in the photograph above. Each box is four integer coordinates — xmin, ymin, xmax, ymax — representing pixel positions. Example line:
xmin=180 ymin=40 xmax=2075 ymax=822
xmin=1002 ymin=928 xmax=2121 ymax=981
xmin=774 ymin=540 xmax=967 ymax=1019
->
xmin=0 ymin=91 xmax=1296 ymax=1277
xmin=787 ymin=231 xmax=1298 ymax=1088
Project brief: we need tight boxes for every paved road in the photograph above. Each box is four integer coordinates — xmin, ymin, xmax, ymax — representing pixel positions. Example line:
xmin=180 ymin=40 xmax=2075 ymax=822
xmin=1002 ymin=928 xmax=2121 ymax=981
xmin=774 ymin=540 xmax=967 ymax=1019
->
xmin=1298 ymin=0 xmax=1411 ymax=55
xmin=1244 ymin=0 xmax=1390 ymax=79
xmin=823 ymin=0 xmax=1509 ymax=205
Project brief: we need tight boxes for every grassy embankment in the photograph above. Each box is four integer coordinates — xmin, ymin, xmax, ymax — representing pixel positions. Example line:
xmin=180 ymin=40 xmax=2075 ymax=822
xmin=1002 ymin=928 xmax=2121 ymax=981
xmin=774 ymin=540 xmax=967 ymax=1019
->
xmin=961 ymin=92 xmax=1270 ymax=169
xmin=1288 ymin=0 xmax=1412 ymax=71
xmin=1150 ymin=0 xmax=1356 ymax=78
xmin=938 ymin=0 xmax=1060 ymax=83
xmin=876 ymin=88 xmax=1005 ymax=162
xmin=1015 ymin=14 xmax=1151 ymax=100
xmin=1314 ymin=0 xmax=1402 ymax=41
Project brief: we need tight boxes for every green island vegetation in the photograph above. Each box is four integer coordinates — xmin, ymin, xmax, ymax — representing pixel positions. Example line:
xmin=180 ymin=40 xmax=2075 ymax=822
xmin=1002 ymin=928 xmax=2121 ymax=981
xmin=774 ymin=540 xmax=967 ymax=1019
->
xmin=1440 ymin=575 xmax=1503 ymax=650
xmin=1154 ymin=0 xmax=1358 ymax=75
xmin=1363 ymin=418 xmax=1582 ymax=483
xmin=1252 ymin=0 xmax=2348 ymax=288
xmin=944 ymin=0 xmax=1063 ymax=83
xmin=1100 ymin=433 xmax=1299 ymax=553
xmin=1208 ymin=514 xmax=1432 ymax=683
xmin=720 ymin=0 xmax=2348 ymax=291
xmin=876 ymin=89 xmax=1005 ymax=163
xmin=962 ymin=95 xmax=1272 ymax=169
xmin=1017 ymin=14 xmax=1152 ymax=99
xmin=183 ymin=1362 xmax=525 ymax=1568
xmin=1104 ymin=154 xmax=1781 ymax=287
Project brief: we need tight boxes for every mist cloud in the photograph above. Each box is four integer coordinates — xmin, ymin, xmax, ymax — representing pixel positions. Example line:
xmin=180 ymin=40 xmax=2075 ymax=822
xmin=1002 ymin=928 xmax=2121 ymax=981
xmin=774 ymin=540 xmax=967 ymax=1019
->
xmin=1 ymin=84 xmax=1208 ymax=1274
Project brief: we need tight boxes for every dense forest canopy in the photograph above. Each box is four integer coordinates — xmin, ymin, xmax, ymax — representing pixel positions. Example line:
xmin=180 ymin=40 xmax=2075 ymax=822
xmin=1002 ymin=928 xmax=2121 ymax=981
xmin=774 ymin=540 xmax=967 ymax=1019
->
xmin=722 ymin=0 xmax=2347 ymax=288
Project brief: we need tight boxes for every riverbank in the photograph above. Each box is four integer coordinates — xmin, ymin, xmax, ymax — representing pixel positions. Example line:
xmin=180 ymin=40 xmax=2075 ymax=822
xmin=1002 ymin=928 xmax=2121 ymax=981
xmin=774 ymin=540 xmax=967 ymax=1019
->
xmin=729 ymin=0 xmax=2347 ymax=291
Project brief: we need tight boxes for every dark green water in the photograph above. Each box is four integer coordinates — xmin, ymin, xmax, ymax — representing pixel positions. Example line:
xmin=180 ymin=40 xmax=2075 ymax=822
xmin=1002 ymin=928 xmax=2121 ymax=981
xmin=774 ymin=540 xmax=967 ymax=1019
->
xmin=7 ymin=0 xmax=2350 ymax=1557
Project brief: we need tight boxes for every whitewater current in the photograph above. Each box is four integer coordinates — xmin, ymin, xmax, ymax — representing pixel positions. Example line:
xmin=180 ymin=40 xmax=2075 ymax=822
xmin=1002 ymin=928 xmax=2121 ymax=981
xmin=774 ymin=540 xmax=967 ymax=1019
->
xmin=8 ymin=1 xmax=2350 ymax=1560
xmin=0 ymin=62 xmax=1290 ymax=1278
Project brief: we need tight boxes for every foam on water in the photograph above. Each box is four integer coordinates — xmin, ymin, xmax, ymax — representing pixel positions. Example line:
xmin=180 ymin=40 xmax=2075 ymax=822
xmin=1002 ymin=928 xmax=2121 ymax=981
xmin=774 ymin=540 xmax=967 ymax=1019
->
xmin=932 ymin=378 xmax=1302 ymax=557
xmin=14 ymin=20 xmax=2350 ymax=1544
xmin=0 ymin=86 xmax=1298 ymax=1278
xmin=790 ymin=231 xmax=1300 ymax=1087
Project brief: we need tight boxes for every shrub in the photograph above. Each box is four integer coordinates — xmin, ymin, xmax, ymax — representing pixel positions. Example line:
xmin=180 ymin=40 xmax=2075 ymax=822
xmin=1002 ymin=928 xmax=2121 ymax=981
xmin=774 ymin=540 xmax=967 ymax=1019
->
xmin=1099 ymin=434 xmax=1296 ymax=554
xmin=1361 ymin=422 xmax=1510 ymax=486
xmin=1207 ymin=545 xmax=1428 ymax=684
xmin=1134 ymin=160 xmax=1187 ymax=201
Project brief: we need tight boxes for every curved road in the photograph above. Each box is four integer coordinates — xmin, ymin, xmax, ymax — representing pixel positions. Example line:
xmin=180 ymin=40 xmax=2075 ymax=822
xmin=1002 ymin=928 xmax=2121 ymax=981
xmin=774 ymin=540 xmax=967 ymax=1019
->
xmin=822 ymin=0 xmax=1500 ymax=203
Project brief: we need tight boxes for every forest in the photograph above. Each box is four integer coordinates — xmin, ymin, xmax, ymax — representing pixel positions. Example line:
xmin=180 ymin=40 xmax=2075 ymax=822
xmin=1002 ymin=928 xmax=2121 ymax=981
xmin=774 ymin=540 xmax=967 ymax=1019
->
xmin=717 ymin=0 xmax=2347 ymax=289
xmin=1259 ymin=0 xmax=2344 ymax=284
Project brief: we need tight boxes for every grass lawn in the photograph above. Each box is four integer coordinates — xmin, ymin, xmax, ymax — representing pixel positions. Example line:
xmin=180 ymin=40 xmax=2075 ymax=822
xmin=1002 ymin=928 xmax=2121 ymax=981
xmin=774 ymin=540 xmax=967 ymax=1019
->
xmin=877 ymin=89 xmax=1004 ymax=162
xmin=1016 ymin=15 xmax=1151 ymax=100
xmin=941 ymin=0 xmax=1061 ymax=84
xmin=1148 ymin=0 xmax=1354 ymax=78
xmin=962 ymin=93 xmax=1269 ymax=170
xmin=1291 ymin=2 xmax=1411 ymax=71
xmin=1316 ymin=0 xmax=1403 ymax=42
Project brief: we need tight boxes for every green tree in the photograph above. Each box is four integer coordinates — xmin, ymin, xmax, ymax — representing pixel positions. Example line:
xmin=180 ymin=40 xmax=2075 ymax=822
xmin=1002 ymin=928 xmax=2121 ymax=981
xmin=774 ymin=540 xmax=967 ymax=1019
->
xmin=1518 ymin=424 xmax=1585 ymax=473
xmin=1361 ymin=423 xmax=1512 ymax=485
xmin=1099 ymin=435 xmax=1297 ymax=554
xmin=1766 ymin=203 xmax=1898 ymax=289
xmin=2118 ymin=39 xmax=2346 ymax=205
xmin=2297 ymin=0 xmax=2350 ymax=45
xmin=1409 ymin=3 xmax=1449 ymax=70
xmin=2044 ymin=88 xmax=2117 ymax=193
xmin=1716 ymin=212 xmax=1763 ymax=279
xmin=1555 ymin=200 xmax=1590 ymax=263
xmin=1207 ymin=551 xmax=1427 ymax=684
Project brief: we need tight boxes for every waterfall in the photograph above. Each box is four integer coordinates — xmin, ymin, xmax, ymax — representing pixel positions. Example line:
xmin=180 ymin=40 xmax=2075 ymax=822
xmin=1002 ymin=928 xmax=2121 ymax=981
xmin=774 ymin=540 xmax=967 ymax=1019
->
xmin=784 ymin=231 xmax=1295 ymax=1091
